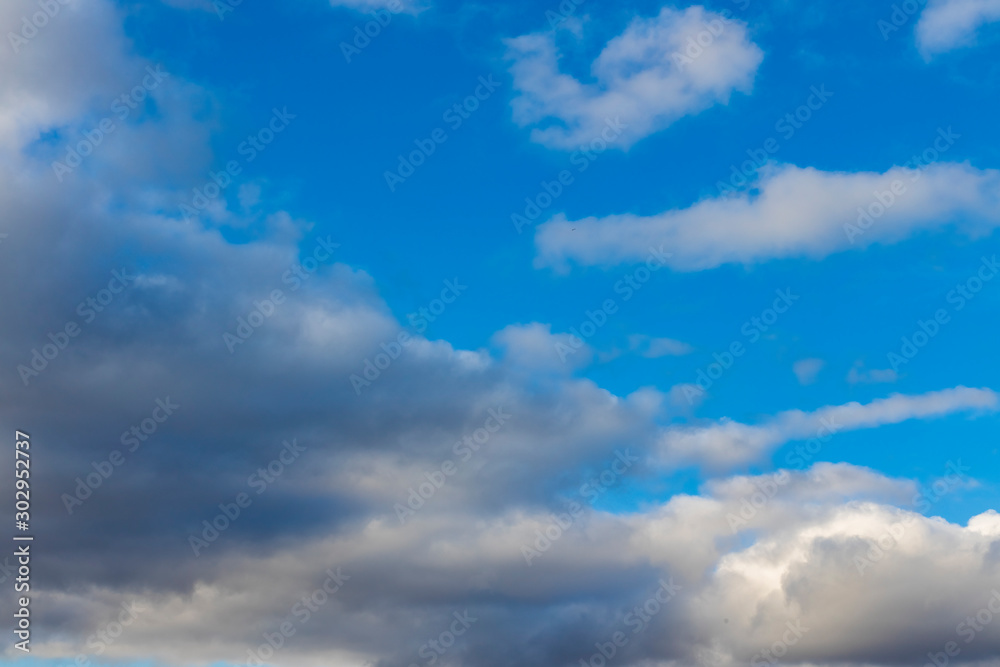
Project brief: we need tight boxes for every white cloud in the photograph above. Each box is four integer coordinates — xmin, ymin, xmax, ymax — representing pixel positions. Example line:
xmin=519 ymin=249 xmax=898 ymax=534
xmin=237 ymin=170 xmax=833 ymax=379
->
xmin=793 ymin=358 xmax=824 ymax=385
xmin=492 ymin=322 xmax=592 ymax=370
xmin=916 ymin=0 xmax=1000 ymax=56
xmin=629 ymin=334 xmax=694 ymax=358
xmin=659 ymin=386 xmax=998 ymax=468
xmin=847 ymin=360 xmax=899 ymax=384
xmin=505 ymin=5 xmax=763 ymax=149
xmin=534 ymin=162 xmax=1000 ymax=271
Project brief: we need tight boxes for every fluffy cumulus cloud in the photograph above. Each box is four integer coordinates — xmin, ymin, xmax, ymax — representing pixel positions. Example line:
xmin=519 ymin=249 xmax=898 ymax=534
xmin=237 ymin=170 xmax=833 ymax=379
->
xmin=534 ymin=161 xmax=1000 ymax=271
xmin=916 ymin=0 xmax=1000 ymax=55
xmin=2 ymin=2 xmax=999 ymax=667
xmin=505 ymin=5 xmax=763 ymax=149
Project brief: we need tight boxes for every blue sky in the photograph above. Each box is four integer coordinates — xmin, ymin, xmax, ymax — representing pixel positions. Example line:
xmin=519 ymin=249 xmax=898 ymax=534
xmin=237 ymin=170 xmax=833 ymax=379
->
xmin=3 ymin=0 xmax=1000 ymax=666
xmin=131 ymin=0 xmax=1000 ymax=515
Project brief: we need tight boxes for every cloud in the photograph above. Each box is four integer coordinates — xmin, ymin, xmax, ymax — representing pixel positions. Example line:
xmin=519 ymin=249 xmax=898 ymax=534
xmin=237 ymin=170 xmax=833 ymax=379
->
xmin=793 ymin=358 xmax=824 ymax=385
xmin=22 ymin=463 xmax=1000 ymax=667
xmin=5 ymin=2 xmax=1000 ymax=667
xmin=492 ymin=322 xmax=593 ymax=370
xmin=505 ymin=5 xmax=763 ymax=149
xmin=847 ymin=361 xmax=899 ymax=384
xmin=628 ymin=334 xmax=694 ymax=358
xmin=159 ymin=0 xmax=421 ymax=13
xmin=534 ymin=161 xmax=1000 ymax=271
xmin=659 ymin=386 xmax=998 ymax=468
xmin=916 ymin=0 xmax=1000 ymax=55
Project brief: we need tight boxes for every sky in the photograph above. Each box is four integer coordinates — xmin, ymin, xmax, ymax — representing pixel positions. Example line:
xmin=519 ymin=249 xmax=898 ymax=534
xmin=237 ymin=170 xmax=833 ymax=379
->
xmin=1 ymin=0 xmax=1000 ymax=666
